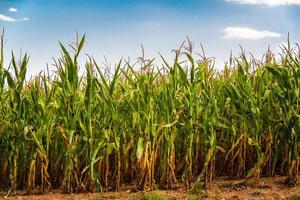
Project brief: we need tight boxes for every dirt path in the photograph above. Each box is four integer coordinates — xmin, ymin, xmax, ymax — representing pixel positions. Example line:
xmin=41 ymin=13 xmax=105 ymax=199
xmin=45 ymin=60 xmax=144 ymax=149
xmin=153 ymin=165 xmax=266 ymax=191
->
xmin=1 ymin=176 xmax=299 ymax=200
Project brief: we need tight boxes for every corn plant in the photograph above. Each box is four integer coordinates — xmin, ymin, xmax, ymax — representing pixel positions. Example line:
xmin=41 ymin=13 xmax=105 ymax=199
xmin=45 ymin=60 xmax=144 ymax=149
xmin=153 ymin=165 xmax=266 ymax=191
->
xmin=0 ymin=33 xmax=299 ymax=195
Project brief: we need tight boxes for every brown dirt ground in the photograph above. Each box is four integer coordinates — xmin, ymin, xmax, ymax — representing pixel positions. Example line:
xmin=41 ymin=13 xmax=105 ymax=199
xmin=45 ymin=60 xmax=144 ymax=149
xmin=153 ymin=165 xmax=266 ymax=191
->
xmin=1 ymin=176 xmax=299 ymax=200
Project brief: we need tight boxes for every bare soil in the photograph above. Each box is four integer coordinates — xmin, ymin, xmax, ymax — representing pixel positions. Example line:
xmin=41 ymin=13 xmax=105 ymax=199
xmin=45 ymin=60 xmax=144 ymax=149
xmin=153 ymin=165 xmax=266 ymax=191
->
xmin=1 ymin=176 xmax=299 ymax=200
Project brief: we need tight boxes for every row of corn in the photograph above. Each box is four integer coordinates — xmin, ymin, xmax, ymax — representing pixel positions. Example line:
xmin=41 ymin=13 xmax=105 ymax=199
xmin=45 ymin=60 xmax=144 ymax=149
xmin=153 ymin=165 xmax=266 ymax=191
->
xmin=0 ymin=34 xmax=299 ymax=193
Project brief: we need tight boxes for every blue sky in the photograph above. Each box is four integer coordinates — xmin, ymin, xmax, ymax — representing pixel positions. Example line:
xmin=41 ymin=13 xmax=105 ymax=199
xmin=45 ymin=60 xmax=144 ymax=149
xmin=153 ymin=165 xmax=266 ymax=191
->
xmin=0 ymin=0 xmax=300 ymax=76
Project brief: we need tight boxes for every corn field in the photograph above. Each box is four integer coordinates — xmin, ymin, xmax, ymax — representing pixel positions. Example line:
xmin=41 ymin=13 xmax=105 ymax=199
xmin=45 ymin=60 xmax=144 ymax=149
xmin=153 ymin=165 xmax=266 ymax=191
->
xmin=0 ymin=33 xmax=299 ymax=194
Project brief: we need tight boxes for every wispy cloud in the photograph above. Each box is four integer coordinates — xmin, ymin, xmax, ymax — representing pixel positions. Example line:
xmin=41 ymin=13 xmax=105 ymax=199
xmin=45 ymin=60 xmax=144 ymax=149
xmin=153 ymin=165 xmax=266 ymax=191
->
xmin=225 ymin=0 xmax=300 ymax=6
xmin=0 ymin=14 xmax=16 ymax=22
xmin=0 ymin=14 xmax=30 ymax=22
xmin=19 ymin=17 xmax=30 ymax=22
xmin=224 ymin=27 xmax=281 ymax=39
xmin=138 ymin=22 xmax=161 ymax=28
xmin=8 ymin=7 xmax=18 ymax=12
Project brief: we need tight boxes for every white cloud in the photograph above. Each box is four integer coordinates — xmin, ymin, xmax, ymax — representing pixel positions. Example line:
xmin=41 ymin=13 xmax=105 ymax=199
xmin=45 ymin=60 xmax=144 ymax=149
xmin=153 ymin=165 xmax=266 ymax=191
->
xmin=0 ymin=14 xmax=30 ymax=22
xmin=8 ymin=7 xmax=18 ymax=12
xmin=224 ymin=27 xmax=281 ymax=39
xmin=138 ymin=22 xmax=161 ymax=27
xmin=20 ymin=17 xmax=30 ymax=22
xmin=225 ymin=0 xmax=300 ymax=6
xmin=0 ymin=14 xmax=16 ymax=22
